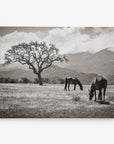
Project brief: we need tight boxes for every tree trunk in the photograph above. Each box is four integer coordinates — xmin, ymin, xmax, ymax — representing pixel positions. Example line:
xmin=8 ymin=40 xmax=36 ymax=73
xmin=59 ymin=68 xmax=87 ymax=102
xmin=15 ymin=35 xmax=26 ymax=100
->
xmin=38 ymin=73 xmax=43 ymax=85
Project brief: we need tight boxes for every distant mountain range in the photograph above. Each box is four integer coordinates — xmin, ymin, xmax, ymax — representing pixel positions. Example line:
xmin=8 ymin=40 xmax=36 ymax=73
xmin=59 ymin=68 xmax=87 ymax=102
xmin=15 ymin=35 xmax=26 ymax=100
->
xmin=0 ymin=48 xmax=113 ymax=84
xmin=57 ymin=48 xmax=114 ymax=76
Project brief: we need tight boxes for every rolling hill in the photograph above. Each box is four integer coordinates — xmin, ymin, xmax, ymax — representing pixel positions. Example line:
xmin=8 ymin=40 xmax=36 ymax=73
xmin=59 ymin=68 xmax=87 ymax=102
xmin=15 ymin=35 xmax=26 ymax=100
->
xmin=0 ymin=64 xmax=98 ymax=84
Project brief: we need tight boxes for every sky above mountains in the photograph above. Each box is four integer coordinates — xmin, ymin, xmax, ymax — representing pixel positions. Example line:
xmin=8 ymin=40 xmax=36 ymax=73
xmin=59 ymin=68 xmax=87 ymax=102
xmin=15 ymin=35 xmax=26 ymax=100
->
xmin=0 ymin=27 xmax=114 ymax=63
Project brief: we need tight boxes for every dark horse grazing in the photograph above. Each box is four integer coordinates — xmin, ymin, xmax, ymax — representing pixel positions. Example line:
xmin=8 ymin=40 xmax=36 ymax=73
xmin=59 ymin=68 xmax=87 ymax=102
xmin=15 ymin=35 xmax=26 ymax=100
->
xmin=64 ymin=77 xmax=83 ymax=91
xmin=88 ymin=76 xmax=107 ymax=102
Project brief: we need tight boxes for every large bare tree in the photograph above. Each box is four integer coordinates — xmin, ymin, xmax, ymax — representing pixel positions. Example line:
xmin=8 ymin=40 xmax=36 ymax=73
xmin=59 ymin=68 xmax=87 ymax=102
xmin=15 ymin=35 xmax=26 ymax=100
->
xmin=4 ymin=41 xmax=67 ymax=85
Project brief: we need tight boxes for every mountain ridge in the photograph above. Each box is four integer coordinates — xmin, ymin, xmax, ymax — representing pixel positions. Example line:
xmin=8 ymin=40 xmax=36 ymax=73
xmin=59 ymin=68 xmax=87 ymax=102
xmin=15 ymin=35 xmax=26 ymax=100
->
xmin=0 ymin=48 xmax=113 ymax=84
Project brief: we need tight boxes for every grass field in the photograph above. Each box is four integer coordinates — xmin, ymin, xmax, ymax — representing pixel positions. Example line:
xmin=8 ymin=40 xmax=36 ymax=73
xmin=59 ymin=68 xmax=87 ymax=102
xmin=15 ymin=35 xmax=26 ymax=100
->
xmin=0 ymin=83 xmax=114 ymax=118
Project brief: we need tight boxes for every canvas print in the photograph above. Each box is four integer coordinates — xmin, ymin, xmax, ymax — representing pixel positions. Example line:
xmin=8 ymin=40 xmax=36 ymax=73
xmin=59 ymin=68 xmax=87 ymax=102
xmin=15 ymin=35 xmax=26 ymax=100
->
xmin=0 ymin=27 xmax=114 ymax=118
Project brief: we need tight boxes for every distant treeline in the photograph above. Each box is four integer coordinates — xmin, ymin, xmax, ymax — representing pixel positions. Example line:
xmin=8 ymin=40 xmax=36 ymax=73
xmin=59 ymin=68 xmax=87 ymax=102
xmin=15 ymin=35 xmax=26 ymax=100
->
xmin=0 ymin=77 xmax=65 ymax=84
xmin=0 ymin=77 xmax=113 ymax=85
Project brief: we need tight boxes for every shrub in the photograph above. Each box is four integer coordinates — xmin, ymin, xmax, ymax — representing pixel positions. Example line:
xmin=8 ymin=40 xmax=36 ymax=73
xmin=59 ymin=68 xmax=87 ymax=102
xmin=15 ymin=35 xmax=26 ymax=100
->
xmin=9 ymin=78 xmax=18 ymax=83
xmin=72 ymin=96 xmax=81 ymax=102
xmin=58 ymin=78 xmax=65 ymax=84
xmin=0 ymin=78 xmax=18 ymax=83
xmin=21 ymin=78 xmax=31 ymax=83
xmin=43 ymin=78 xmax=50 ymax=83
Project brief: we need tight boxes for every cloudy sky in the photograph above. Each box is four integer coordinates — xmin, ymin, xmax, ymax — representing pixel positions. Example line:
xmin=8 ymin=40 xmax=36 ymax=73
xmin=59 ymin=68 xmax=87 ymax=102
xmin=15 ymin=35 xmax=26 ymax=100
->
xmin=0 ymin=27 xmax=114 ymax=63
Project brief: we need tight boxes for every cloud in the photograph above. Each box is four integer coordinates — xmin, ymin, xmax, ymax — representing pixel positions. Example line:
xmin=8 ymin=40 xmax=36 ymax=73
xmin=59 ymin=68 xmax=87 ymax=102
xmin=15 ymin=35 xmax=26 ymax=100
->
xmin=0 ymin=27 xmax=114 ymax=63
xmin=44 ymin=27 xmax=90 ymax=53
xmin=44 ymin=27 xmax=114 ymax=53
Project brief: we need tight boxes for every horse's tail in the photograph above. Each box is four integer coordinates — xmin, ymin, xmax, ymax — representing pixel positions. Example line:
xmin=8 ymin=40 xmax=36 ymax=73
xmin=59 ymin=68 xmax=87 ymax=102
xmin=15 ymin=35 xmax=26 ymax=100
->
xmin=64 ymin=78 xmax=68 ymax=90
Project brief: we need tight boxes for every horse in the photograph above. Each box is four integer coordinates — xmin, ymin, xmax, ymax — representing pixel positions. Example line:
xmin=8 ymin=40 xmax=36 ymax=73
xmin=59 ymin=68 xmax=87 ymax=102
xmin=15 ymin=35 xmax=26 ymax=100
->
xmin=88 ymin=75 xmax=107 ymax=102
xmin=64 ymin=77 xmax=83 ymax=91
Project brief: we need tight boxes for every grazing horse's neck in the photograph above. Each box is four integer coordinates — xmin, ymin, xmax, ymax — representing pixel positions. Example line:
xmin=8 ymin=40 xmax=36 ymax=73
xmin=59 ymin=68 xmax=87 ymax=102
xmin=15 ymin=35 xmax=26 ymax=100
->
xmin=77 ymin=79 xmax=83 ymax=90
xmin=91 ymin=84 xmax=95 ymax=92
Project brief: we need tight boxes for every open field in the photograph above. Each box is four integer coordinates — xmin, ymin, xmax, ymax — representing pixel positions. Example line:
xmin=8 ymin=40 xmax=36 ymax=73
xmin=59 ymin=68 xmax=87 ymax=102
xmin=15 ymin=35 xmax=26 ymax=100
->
xmin=0 ymin=83 xmax=114 ymax=118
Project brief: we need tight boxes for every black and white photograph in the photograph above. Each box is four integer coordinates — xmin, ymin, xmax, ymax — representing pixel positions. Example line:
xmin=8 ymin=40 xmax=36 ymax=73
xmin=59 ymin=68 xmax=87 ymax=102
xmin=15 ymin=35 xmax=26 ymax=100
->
xmin=0 ymin=27 xmax=113 ymax=118
xmin=0 ymin=1 xmax=114 ymax=144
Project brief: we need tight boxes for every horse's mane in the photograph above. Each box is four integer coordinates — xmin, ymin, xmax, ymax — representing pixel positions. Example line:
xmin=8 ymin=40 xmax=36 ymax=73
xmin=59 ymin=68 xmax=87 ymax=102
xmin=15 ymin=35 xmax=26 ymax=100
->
xmin=91 ymin=75 xmax=107 ymax=84
xmin=90 ymin=75 xmax=107 ymax=91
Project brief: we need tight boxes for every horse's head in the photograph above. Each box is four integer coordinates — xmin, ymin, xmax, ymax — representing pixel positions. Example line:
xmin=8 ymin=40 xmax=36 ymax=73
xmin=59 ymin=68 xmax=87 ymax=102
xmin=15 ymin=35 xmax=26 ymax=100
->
xmin=88 ymin=89 xmax=94 ymax=100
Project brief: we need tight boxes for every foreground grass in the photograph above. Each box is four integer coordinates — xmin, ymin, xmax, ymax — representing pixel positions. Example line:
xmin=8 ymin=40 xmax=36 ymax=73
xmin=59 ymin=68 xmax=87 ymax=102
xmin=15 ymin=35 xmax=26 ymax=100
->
xmin=0 ymin=84 xmax=114 ymax=118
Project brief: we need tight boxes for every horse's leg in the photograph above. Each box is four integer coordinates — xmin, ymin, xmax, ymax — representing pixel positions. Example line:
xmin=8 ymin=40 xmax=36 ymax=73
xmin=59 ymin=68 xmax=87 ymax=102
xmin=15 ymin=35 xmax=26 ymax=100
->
xmin=64 ymin=78 xmax=67 ymax=91
xmin=98 ymin=89 xmax=102 ymax=100
xmin=103 ymin=88 xmax=106 ymax=102
xmin=74 ymin=84 xmax=76 ymax=90
xmin=99 ymin=89 xmax=102 ymax=101
xmin=98 ymin=90 xmax=100 ymax=100
xmin=68 ymin=83 xmax=70 ymax=91
xmin=101 ymin=90 xmax=102 ymax=101
xmin=94 ymin=90 xmax=96 ymax=101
